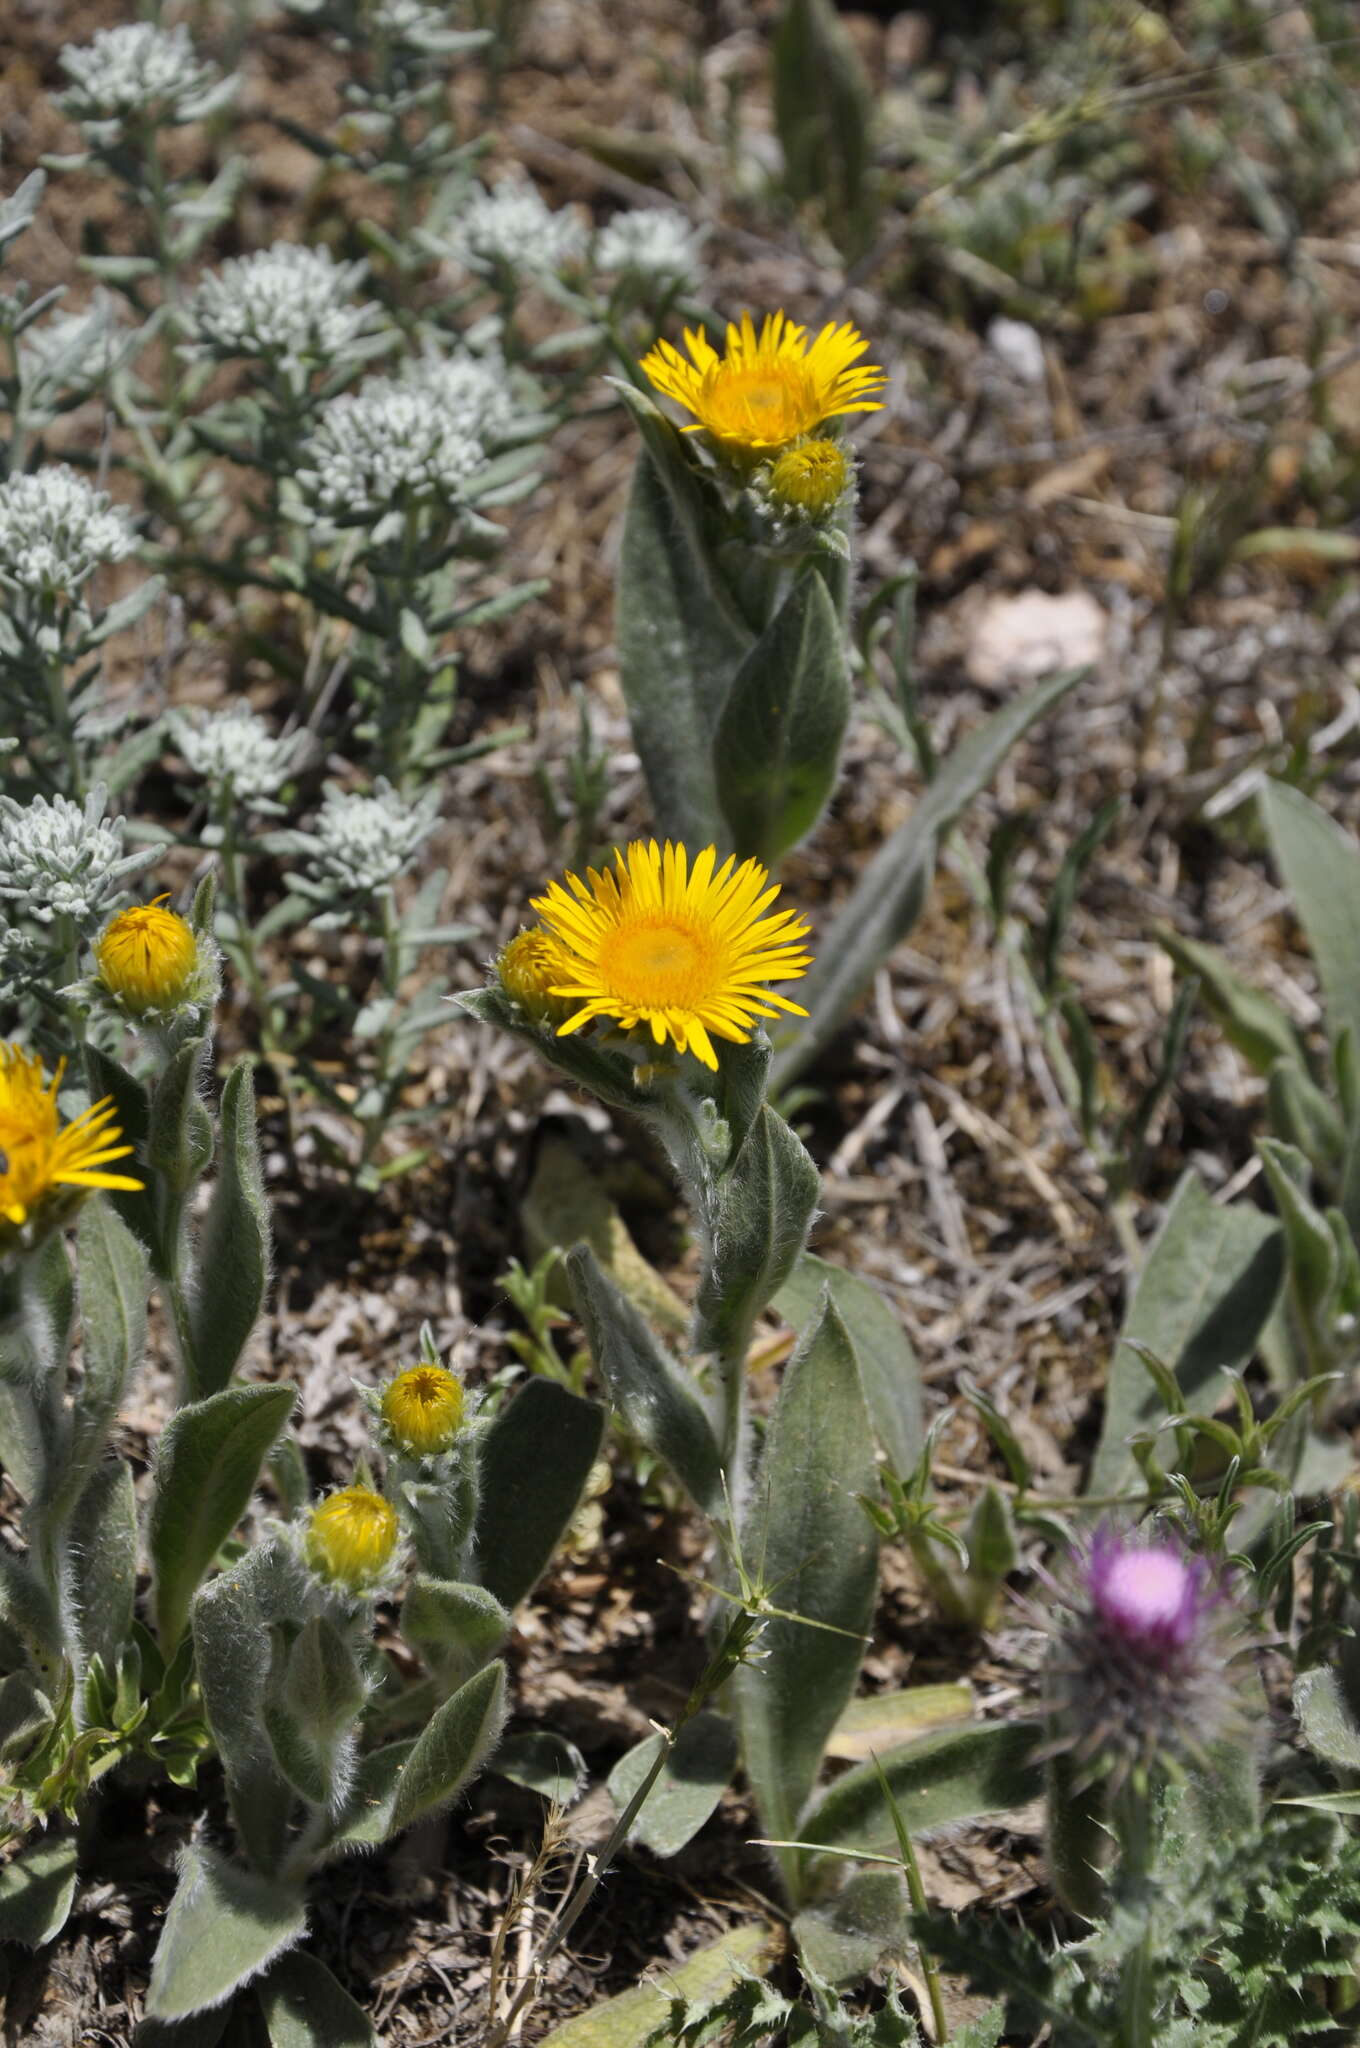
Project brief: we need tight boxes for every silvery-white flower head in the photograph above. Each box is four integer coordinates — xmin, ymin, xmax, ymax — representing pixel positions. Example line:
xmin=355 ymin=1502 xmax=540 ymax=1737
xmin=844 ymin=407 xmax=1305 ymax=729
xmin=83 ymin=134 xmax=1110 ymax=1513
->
xmin=371 ymin=0 xmax=465 ymax=48
xmin=171 ymin=707 xmax=303 ymax=806
xmin=595 ymin=208 xmax=704 ymax=291
xmin=57 ymin=24 xmax=237 ymax=136
xmin=288 ymin=781 xmax=438 ymax=920
xmin=0 ymin=466 xmax=135 ymax=602
xmin=0 ymin=785 xmax=157 ymax=928
xmin=182 ymin=244 xmax=390 ymax=380
xmin=296 ymin=378 xmax=485 ymax=527
xmin=445 ymin=178 xmax=585 ymax=282
xmin=400 ymin=346 xmax=520 ymax=445
xmin=19 ymin=294 xmax=130 ymax=403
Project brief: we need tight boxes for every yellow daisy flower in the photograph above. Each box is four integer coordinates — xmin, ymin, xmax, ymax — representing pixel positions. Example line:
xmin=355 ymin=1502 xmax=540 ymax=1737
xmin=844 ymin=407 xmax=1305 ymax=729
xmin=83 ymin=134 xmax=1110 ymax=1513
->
xmin=381 ymin=1363 xmax=465 ymax=1457
xmin=531 ymin=840 xmax=813 ymax=1071
xmin=0 ymin=1044 xmax=143 ymax=1237
xmin=95 ymin=895 xmax=198 ymax=1013
xmin=639 ymin=311 xmax=885 ymax=459
xmin=305 ymin=1484 xmax=399 ymax=1591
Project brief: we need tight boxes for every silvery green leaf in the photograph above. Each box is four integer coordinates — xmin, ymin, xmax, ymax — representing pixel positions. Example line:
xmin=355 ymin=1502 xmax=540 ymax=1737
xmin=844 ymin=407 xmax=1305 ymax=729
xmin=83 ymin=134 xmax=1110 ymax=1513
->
xmin=1159 ymin=929 xmax=1308 ymax=1078
xmin=800 ymin=1720 xmax=1043 ymax=1860
xmin=187 ymin=1062 xmax=271 ymax=1397
xmin=83 ymin=575 xmax=164 ymax=647
xmin=607 ymin=1711 xmax=737 ymax=1857
xmin=144 ymin=1843 xmax=307 ymax=2022
xmin=733 ymin=1290 xmax=879 ymax=1900
xmin=0 ymin=1829 xmax=78 ymax=1948
xmin=1258 ymin=1137 xmax=1338 ymax=1320
xmin=770 ymin=665 xmax=1087 ymax=1091
xmin=714 ymin=571 xmax=849 ymax=866
xmin=387 ymin=1659 xmax=507 ymax=1837
xmin=1088 ymin=1169 xmax=1283 ymax=1495
xmin=146 ymin=1037 xmax=214 ymax=1201
xmin=792 ymin=1868 xmax=907 ymax=1988
xmin=0 ymin=1549 xmax=61 ymax=1672
xmin=0 ymin=168 xmax=44 ymax=250
xmin=284 ymin=1616 xmax=366 ymax=1737
xmin=53 ymin=1199 xmax=146 ymax=1523
xmin=401 ymin=1576 xmax=508 ymax=1690
xmin=1261 ymin=778 xmax=1360 ymax=1064
xmin=567 ymin=1244 xmax=721 ymax=1515
xmin=773 ymin=0 xmax=875 ymax=248
xmin=1294 ymin=1667 xmax=1360 ymax=1772
xmin=774 ymin=1253 xmax=923 ymax=1481
xmin=254 ymin=1951 xmax=375 ymax=2047
xmin=151 ymin=1384 xmax=297 ymax=1652
xmin=1265 ymin=1059 xmax=1345 ymax=1178
xmin=318 ymin=1741 xmax=413 ymax=1860
xmin=692 ymin=1103 xmax=818 ymax=1377
xmin=471 ymin=1375 xmax=605 ymax=1609
xmin=68 ymin=1460 xmax=137 ymax=1673
xmin=0 ymin=1671 xmax=53 ymax=1764
xmin=192 ymin=1546 xmax=298 ymax=1875
xmin=0 ymin=1233 xmax=71 ymax=1504
xmin=492 ymin=1729 xmax=587 ymax=1807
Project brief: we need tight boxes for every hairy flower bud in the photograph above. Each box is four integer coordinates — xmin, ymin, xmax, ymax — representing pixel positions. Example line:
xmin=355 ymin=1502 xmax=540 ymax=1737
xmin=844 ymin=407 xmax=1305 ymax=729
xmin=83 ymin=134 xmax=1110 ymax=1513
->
xmin=95 ymin=896 xmax=199 ymax=1015
xmin=305 ymin=1485 xmax=399 ymax=1592
xmin=381 ymin=1364 xmax=465 ymax=1457
xmin=765 ymin=437 xmax=852 ymax=520
xmin=497 ymin=927 xmax=570 ymax=1021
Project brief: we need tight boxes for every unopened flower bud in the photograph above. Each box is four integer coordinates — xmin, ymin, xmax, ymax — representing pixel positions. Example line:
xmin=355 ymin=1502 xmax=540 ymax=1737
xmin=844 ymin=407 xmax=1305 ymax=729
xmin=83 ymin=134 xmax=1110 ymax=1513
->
xmin=766 ymin=437 xmax=852 ymax=519
xmin=305 ymin=1485 xmax=399 ymax=1591
xmin=497 ymin=927 xmax=569 ymax=1022
xmin=381 ymin=1364 xmax=465 ymax=1458
xmin=95 ymin=896 xmax=198 ymax=1014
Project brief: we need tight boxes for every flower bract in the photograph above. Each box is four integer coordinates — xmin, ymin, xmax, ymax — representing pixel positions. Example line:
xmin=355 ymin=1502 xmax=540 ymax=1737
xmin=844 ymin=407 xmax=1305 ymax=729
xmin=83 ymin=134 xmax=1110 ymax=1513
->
xmin=95 ymin=897 xmax=198 ymax=1014
xmin=640 ymin=311 xmax=885 ymax=458
xmin=381 ymin=1364 xmax=465 ymax=1457
xmin=0 ymin=1044 xmax=142 ymax=1238
xmin=305 ymin=1484 xmax=400 ymax=1591
xmin=531 ymin=840 xmax=812 ymax=1071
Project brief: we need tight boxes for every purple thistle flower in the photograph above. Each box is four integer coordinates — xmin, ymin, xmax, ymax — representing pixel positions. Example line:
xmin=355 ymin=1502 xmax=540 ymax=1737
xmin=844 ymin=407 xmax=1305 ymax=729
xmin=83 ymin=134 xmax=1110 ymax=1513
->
xmin=1038 ymin=1523 xmax=1252 ymax=1792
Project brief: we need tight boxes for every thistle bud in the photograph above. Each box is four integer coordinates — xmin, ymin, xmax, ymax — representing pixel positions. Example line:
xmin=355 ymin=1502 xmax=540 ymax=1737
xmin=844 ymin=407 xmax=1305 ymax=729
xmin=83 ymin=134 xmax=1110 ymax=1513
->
xmin=305 ymin=1485 xmax=399 ymax=1592
xmin=381 ymin=1363 xmax=465 ymax=1458
xmin=95 ymin=896 xmax=199 ymax=1015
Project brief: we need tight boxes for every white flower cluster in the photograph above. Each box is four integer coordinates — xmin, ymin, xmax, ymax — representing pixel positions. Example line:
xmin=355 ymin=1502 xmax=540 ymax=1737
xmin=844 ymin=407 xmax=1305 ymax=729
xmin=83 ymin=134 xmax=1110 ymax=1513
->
xmin=0 ymin=786 xmax=157 ymax=928
xmin=58 ymin=23 xmax=236 ymax=131
xmin=183 ymin=244 xmax=389 ymax=378
xmin=371 ymin=0 xmax=458 ymax=45
xmin=289 ymin=782 xmax=438 ymax=917
xmin=400 ymin=347 xmax=519 ymax=445
xmin=172 ymin=708 xmax=302 ymax=804
xmin=296 ymin=378 xmax=485 ymax=523
xmin=446 ymin=179 xmax=584 ymax=281
xmin=0 ymin=466 xmax=135 ymax=600
xmin=595 ymin=208 xmax=704 ymax=290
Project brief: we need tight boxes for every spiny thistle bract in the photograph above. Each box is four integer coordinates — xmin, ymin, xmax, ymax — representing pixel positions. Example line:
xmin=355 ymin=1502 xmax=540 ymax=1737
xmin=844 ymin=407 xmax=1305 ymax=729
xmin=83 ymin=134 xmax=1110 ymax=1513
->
xmin=640 ymin=310 xmax=885 ymax=459
xmin=305 ymin=1484 xmax=401 ymax=1591
xmin=381 ymin=1363 xmax=465 ymax=1457
xmin=528 ymin=839 xmax=812 ymax=1071
xmin=0 ymin=1043 xmax=142 ymax=1239
xmin=94 ymin=897 xmax=200 ymax=1015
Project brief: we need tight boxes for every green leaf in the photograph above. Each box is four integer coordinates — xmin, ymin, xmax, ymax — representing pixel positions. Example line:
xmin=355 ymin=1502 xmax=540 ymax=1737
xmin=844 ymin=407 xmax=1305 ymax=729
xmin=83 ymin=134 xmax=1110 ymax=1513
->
xmin=567 ymin=1245 xmax=721 ymax=1514
xmin=0 ymin=1548 xmax=61 ymax=1671
xmin=0 ymin=1829 xmax=78 ymax=1947
xmin=192 ymin=1544 xmax=297 ymax=1875
xmin=771 ymin=666 xmax=1086 ymax=1090
xmin=800 ymin=1720 xmax=1043 ymax=1858
xmin=692 ymin=1105 xmax=819 ymax=1376
xmin=187 ymin=1063 xmax=271 ymax=1397
xmin=714 ymin=572 xmax=849 ymax=865
xmin=792 ymin=1868 xmax=907 ymax=1988
xmin=0 ymin=1232 xmax=71 ymax=1504
xmin=825 ymin=1684 xmax=973 ymax=1761
xmin=151 ymin=1384 xmax=297 ymax=1653
xmin=146 ymin=1036 xmax=214 ymax=1198
xmin=493 ymin=1730 xmax=588 ymax=1806
xmin=733 ymin=1291 xmax=879 ymax=1900
xmin=774 ymin=1253 xmax=923 ymax=1482
xmin=255 ymin=1952 xmax=375 ymax=2047
xmin=1258 ymin=1138 xmax=1338 ymax=1320
xmin=401 ymin=1576 xmax=509 ymax=1689
xmin=1159 ymin=929 xmax=1307 ymax=1080
xmin=1294 ymin=1667 xmax=1360 ymax=1771
xmin=1044 ymin=1748 xmax=1110 ymax=1920
xmin=145 ymin=1842 xmax=308 ymax=2021
xmin=773 ymin=0 xmax=876 ymax=252
xmin=1262 ymin=779 xmax=1360 ymax=1064
xmin=607 ymin=1711 xmax=738 ymax=1858
xmin=68 ymin=1460 xmax=138 ymax=1673
xmin=387 ymin=1659 xmax=507 ymax=1837
xmin=535 ymin=1924 xmax=772 ymax=2048
xmin=615 ymin=447 xmax=753 ymax=849
xmin=319 ymin=1741 xmax=413 ymax=1858
xmin=1088 ymin=1169 xmax=1284 ymax=1494
xmin=471 ymin=1377 xmax=604 ymax=1609
xmin=84 ymin=1046 xmax=161 ymax=1265
xmin=54 ymin=1198 xmax=146 ymax=1521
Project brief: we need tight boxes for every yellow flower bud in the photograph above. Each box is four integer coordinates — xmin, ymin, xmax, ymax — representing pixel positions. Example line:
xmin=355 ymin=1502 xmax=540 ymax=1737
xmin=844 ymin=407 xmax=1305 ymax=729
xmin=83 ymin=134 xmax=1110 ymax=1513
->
xmin=305 ymin=1485 xmax=399 ymax=1590
xmin=497 ymin=928 xmax=570 ymax=1021
xmin=766 ymin=437 xmax=851 ymax=519
xmin=95 ymin=896 xmax=198 ymax=1013
xmin=381 ymin=1363 xmax=465 ymax=1457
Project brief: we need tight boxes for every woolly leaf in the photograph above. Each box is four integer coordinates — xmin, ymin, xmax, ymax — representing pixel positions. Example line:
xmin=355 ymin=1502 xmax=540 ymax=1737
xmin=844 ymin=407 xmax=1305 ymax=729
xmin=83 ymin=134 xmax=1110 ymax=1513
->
xmin=144 ymin=1842 xmax=307 ymax=2021
xmin=187 ymin=1062 xmax=271 ymax=1397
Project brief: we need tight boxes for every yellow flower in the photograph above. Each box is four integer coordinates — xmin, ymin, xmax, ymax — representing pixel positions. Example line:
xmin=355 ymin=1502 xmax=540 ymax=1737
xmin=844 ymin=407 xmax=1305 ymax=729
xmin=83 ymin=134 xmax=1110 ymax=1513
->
xmin=381 ymin=1364 xmax=465 ymax=1457
xmin=766 ymin=437 xmax=852 ymax=518
xmin=640 ymin=311 xmax=885 ymax=459
xmin=531 ymin=840 xmax=812 ymax=1071
xmin=497 ymin=928 xmax=571 ymax=1021
xmin=305 ymin=1484 xmax=399 ymax=1591
xmin=0 ymin=1045 xmax=142 ymax=1237
xmin=95 ymin=896 xmax=198 ymax=1013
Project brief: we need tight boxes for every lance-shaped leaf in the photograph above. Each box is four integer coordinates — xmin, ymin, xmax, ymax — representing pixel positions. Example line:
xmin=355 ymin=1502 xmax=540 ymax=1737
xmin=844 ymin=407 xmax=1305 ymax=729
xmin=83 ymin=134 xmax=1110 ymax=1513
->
xmin=84 ymin=1047 xmax=161 ymax=1264
xmin=52 ymin=1199 xmax=146 ymax=1523
xmin=793 ymin=1869 xmax=907 ymax=1989
xmin=799 ymin=1719 xmax=1043 ymax=1858
xmin=192 ymin=1543 xmax=299 ymax=1875
xmin=255 ymin=1952 xmax=375 ymax=2047
xmin=1089 ymin=1169 xmax=1283 ymax=1494
xmin=69 ymin=1460 xmax=137 ymax=1673
xmin=568 ymin=1245 xmax=721 ymax=1514
xmin=692 ymin=1105 xmax=818 ymax=1375
xmin=1294 ymin=1667 xmax=1360 ymax=1772
xmin=1159 ymin=929 xmax=1309 ymax=1079
xmin=608 ymin=1711 xmax=738 ymax=1858
xmin=714 ymin=572 xmax=849 ymax=866
xmin=187 ymin=1062 xmax=271 ymax=1397
xmin=388 ymin=1658 xmax=507 ymax=1837
xmin=1261 ymin=779 xmax=1360 ymax=1066
xmin=319 ymin=1741 xmax=413 ymax=1860
xmin=733 ymin=1291 xmax=878 ymax=1900
xmin=1045 ymin=1748 xmax=1110 ymax=1920
xmin=146 ymin=1036 xmax=214 ymax=1198
xmin=773 ymin=0 xmax=875 ymax=251
xmin=144 ymin=1842 xmax=308 ymax=2022
xmin=775 ymin=1252 xmax=923 ymax=1481
xmin=151 ymin=1384 xmax=297 ymax=1652
xmin=0 ymin=1232 xmax=72 ymax=1504
xmin=0 ymin=1828 xmax=78 ymax=1947
xmin=402 ymin=1576 xmax=509 ymax=1690
xmin=771 ymin=665 xmax=1086 ymax=1089
xmin=471 ymin=1376 xmax=605 ymax=1608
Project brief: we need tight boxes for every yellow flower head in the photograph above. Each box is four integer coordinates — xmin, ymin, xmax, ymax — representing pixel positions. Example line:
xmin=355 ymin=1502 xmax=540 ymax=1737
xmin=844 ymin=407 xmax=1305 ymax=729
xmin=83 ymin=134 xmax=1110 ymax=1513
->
xmin=497 ymin=927 xmax=571 ymax=1022
xmin=95 ymin=896 xmax=198 ymax=1014
xmin=640 ymin=311 xmax=885 ymax=459
xmin=381 ymin=1363 xmax=465 ymax=1457
xmin=0 ymin=1045 xmax=142 ymax=1239
xmin=766 ymin=437 xmax=852 ymax=519
xmin=530 ymin=840 xmax=812 ymax=1071
xmin=305 ymin=1484 xmax=399 ymax=1591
